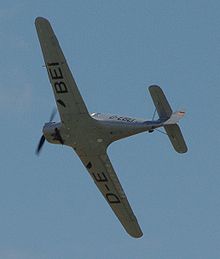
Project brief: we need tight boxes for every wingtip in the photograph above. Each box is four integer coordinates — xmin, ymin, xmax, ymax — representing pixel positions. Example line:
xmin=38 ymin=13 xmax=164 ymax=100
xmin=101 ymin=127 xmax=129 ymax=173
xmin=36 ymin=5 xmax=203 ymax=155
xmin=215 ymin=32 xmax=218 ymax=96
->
xmin=128 ymin=229 xmax=143 ymax=238
xmin=177 ymin=146 xmax=188 ymax=154
xmin=148 ymin=84 xmax=161 ymax=91
xmin=132 ymin=231 xmax=143 ymax=238
xmin=35 ymin=16 xmax=50 ymax=26
xmin=125 ymin=221 xmax=143 ymax=238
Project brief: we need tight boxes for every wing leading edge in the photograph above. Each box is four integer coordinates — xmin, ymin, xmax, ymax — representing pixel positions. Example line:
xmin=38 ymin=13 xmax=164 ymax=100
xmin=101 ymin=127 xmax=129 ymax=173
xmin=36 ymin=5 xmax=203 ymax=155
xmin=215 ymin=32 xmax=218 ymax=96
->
xmin=78 ymin=151 xmax=143 ymax=238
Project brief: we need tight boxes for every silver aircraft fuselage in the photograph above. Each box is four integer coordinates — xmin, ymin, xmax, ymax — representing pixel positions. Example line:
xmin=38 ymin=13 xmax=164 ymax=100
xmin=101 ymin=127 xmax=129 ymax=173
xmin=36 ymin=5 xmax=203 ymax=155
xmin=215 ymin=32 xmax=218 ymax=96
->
xmin=43 ymin=113 xmax=162 ymax=155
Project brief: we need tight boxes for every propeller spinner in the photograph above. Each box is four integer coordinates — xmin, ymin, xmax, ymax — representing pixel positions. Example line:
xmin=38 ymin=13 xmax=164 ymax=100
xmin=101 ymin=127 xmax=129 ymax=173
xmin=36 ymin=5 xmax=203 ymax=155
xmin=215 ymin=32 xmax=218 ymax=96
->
xmin=35 ymin=109 xmax=57 ymax=155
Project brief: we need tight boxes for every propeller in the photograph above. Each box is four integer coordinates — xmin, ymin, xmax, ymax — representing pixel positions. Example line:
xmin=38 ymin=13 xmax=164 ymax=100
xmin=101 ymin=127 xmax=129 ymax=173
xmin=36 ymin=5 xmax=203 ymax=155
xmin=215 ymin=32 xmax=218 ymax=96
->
xmin=49 ymin=108 xmax=56 ymax=122
xmin=36 ymin=135 xmax=46 ymax=155
xmin=35 ymin=109 xmax=57 ymax=155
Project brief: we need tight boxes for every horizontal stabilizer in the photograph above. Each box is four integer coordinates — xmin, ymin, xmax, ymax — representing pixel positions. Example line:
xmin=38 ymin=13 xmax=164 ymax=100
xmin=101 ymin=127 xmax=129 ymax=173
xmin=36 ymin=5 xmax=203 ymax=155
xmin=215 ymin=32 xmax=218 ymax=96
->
xmin=164 ymin=124 xmax=188 ymax=153
xmin=149 ymin=85 xmax=172 ymax=119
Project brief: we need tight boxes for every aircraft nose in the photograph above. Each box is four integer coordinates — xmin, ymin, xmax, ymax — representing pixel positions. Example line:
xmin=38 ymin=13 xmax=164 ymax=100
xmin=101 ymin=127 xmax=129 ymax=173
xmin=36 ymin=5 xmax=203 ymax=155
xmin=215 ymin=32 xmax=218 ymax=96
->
xmin=42 ymin=122 xmax=53 ymax=135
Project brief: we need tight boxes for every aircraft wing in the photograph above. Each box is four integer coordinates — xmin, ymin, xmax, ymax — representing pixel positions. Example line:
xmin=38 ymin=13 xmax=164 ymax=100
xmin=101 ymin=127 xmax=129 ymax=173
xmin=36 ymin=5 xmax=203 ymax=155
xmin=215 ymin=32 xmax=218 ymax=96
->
xmin=78 ymin=151 xmax=143 ymax=238
xmin=35 ymin=17 xmax=90 ymax=125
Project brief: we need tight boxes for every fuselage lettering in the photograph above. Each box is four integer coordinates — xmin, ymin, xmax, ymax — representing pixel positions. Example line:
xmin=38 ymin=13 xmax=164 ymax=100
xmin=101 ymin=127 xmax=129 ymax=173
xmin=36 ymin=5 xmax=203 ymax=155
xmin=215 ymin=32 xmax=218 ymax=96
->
xmin=109 ymin=115 xmax=135 ymax=123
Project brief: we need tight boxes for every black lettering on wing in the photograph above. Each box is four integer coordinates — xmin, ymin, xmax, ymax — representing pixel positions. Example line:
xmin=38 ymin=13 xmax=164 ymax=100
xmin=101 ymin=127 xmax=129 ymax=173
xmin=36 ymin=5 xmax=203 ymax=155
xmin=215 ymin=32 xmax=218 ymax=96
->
xmin=49 ymin=67 xmax=63 ymax=80
xmin=47 ymin=62 xmax=59 ymax=67
xmin=47 ymin=62 xmax=68 ymax=94
xmin=106 ymin=193 xmax=120 ymax=204
xmin=92 ymin=172 xmax=108 ymax=182
xmin=54 ymin=81 xmax=68 ymax=94
xmin=57 ymin=99 xmax=66 ymax=107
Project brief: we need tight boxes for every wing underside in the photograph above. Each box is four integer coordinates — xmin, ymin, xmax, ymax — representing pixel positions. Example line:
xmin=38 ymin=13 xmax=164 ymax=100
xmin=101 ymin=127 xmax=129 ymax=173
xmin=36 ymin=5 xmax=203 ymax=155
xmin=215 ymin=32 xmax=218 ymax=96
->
xmin=78 ymin=151 xmax=143 ymax=238
xmin=35 ymin=17 xmax=90 ymax=125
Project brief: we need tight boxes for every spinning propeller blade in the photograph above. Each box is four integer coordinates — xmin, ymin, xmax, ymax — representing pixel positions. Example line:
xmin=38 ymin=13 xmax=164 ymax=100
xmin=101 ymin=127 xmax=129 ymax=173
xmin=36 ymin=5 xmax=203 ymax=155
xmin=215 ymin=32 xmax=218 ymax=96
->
xmin=49 ymin=108 xmax=56 ymax=122
xmin=36 ymin=135 xmax=46 ymax=155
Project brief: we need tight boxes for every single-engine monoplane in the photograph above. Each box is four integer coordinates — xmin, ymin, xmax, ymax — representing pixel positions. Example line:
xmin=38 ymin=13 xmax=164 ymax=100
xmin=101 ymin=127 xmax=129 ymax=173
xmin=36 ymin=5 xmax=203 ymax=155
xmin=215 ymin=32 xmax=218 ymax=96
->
xmin=35 ymin=17 xmax=187 ymax=238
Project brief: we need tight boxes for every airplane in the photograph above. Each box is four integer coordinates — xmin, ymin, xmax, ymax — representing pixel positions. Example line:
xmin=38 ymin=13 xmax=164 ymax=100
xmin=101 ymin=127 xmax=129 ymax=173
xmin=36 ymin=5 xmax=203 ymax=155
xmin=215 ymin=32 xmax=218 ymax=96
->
xmin=35 ymin=17 xmax=188 ymax=238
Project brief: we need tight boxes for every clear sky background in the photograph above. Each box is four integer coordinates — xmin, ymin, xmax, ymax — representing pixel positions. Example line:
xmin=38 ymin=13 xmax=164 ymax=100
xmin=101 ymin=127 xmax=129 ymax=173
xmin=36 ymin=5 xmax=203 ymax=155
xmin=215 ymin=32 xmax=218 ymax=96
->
xmin=1 ymin=1 xmax=220 ymax=258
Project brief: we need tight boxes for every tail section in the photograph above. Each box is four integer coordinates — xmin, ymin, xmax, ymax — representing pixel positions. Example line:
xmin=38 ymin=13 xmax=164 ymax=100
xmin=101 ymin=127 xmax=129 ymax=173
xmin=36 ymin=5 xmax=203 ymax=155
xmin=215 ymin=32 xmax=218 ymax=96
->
xmin=149 ymin=85 xmax=188 ymax=153
xmin=163 ymin=111 xmax=186 ymax=125
xmin=164 ymin=124 xmax=188 ymax=153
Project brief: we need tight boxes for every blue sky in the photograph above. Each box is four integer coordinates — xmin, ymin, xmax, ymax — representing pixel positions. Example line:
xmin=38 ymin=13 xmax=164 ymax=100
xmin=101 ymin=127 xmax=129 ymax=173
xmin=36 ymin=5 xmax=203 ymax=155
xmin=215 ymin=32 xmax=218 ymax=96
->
xmin=1 ymin=1 xmax=220 ymax=258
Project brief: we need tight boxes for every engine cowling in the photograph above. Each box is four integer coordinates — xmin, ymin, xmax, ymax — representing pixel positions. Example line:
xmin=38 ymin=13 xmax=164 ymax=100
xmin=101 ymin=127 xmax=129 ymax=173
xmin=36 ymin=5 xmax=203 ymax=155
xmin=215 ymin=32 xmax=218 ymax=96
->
xmin=43 ymin=122 xmax=64 ymax=144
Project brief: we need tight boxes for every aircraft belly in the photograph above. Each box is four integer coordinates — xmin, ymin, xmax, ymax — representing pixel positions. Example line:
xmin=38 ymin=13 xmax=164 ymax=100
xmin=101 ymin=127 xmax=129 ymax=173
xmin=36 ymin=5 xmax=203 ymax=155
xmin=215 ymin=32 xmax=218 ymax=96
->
xmin=65 ymin=119 xmax=108 ymax=155
xmin=97 ymin=121 xmax=151 ymax=142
